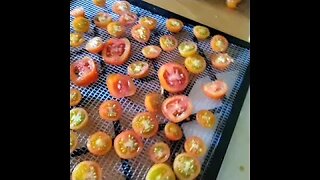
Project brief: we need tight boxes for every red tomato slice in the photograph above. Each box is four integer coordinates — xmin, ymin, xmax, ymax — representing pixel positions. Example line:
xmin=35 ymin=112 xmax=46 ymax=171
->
xmin=159 ymin=35 xmax=178 ymax=52
xmin=131 ymin=24 xmax=151 ymax=43
xmin=85 ymin=37 xmax=104 ymax=54
xmin=70 ymin=56 xmax=99 ymax=87
xmin=162 ymin=95 xmax=193 ymax=123
xmin=99 ymin=100 xmax=123 ymax=121
xmin=141 ymin=45 xmax=162 ymax=59
xmin=119 ymin=12 xmax=137 ymax=26
xmin=87 ymin=131 xmax=112 ymax=156
xmin=112 ymin=1 xmax=131 ymax=15
xmin=210 ymin=35 xmax=229 ymax=53
xmin=149 ymin=142 xmax=170 ymax=163
xmin=102 ymin=38 xmax=131 ymax=65
xmin=166 ymin=18 xmax=184 ymax=33
xmin=132 ymin=112 xmax=159 ymax=138
xmin=211 ymin=53 xmax=234 ymax=70
xmin=184 ymin=136 xmax=207 ymax=158
xmin=158 ymin=62 xmax=190 ymax=93
xmin=139 ymin=17 xmax=158 ymax=31
xmin=106 ymin=74 xmax=137 ymax=98
xmin=202 ymin=80 xmax=228 ymax=100
xmin=164 ymin=122 xmax=183 ymax=141
xmin=127 ymin=61 xmax=149 ymax=79
xmin=114 ymin=130 xmax=143 ymax=159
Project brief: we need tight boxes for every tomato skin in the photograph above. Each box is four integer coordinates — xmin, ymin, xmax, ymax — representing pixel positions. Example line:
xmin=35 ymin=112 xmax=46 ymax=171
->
xmin=193 ymin=25 xmax=210 ymax=40
xmin=166 ymin=18 xmax=184 ymax=33
xmin=159 ymin=35 xmax=178 ymax=52
xmin=70 ymin=130 xmax=78 ymax=153
xmin=139 ymin=17 xmax=158 ymax=31
xmin=196 ymin=110 xmax=216 ymax=129
xmin=184 ymin=136 xmax=207 ymax=158
xmin=70 ymin=107 xmax=89 ymax=130
xmin=184 ymin=54 xmax=206 ymax=74
xmin=127 ymin=61 xmax=149 ymax=79
xmin=164 ymin=122 xmax=183 ymax=141
xmin=210 ymin=35 xmax=229 ymax=53
xmin=70 ymin=7 xmax=85 ymax=17
xmin=141 ymin=45 xmax=162 ymax=59
xmin=149 ymin=142 xmax=171 ymax=163
xmin=131 ymin=24 xmax=151 ymax=43
xmin=162 ymin=95 xmax=193 ymax=123
xmin=87 ymin=131 xmax=112 ymax=156
xmin=145 ymin=93 xmax=162 ymax=113
xmin=99 ymin=100 xmax=123 ymax=121
xmin=178 ymin=41 xmax=198 ymax=58
xmin=102 ymin=38 xmax=131 ymax=65
xmin=173 ymin=153 xmax=201 ymax=180
xmin=202 ymin=80 xmax=228 ymax=100
xmin=112 ymin=1 xmax=131 ymax=15
xmin=70 ymin=89 xmax=82 ymax=106
xmin=114 ymin=130 xmax=143 ymax=159
xmin=211 ymin=53 xmax=234 ymax=70
xmin=71 ymin=161 xmax=102 ymax=180
xmin=73 ymin=17 xmax=90 ymax=33
xmin=85 ymin=37 xmax=104 ymax=54
xmin=94 ymin=12 xmax=112 ymax=28
xmin=119 ymin=12 xmax=137 ymax=26
xmin=158 ymin=62 xmax=190 ymax=93
xmin=107 ymin=22 xmax=126 ymax=38
xmin=106 ymin=74 xmax=137 ymax=98
xmin=146 ymin=163 xmax=176 ymax=180
xmin=93 ymin=0 xmax=106 ymax=7
xmin=70 ymin=56 xmax=99 ymax=87
xmin=132 ymin=112 xmax=159 ymax=138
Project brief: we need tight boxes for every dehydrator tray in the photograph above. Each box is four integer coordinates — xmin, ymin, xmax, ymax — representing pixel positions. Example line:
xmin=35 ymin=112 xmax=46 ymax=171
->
xmin=70 ymin=0 xmax=250 ymax=179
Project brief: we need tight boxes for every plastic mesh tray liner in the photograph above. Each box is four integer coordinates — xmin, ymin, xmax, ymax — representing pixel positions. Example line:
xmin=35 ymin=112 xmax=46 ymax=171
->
xmin=70 ymin=0 xmax=250 ymax=179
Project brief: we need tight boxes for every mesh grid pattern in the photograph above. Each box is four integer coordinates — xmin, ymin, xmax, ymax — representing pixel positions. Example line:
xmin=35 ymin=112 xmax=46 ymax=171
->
xmin=70 ymin=0 xmax=250 ymax=179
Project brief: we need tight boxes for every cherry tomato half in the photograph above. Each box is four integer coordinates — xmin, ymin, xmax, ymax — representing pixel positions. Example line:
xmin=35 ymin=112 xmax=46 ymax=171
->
xmin=93 ymin=0 xmax=106 ymax=7
xmin=73 ymin=17 xmax=90 ymax=33
xmin=211 ymin=53 xmax=234 ymax=70
xmin=94 ymin=12 xmax=112 ymax=28
xmin=70 ymin=56 xmax=99 ymax=87
xmin=139 ymin=17 xmax=158 ymax=31
xmin=193 ymin=25 xmax=210 ymax=40
xmin=119 ymin=12 xmax=137 ymax=26
xmin=184 ymin=136 xmax=207 ymax=158
xmin=99 ymin=100 xmax=123 ymax=121
xmin=70 ymin=107 xmax=89 ymax=130
xmin=146 ymin=163 xmax=176 ymax=180
xmin=202 ymin=80 xmax=228 ymax=100
xmin=127 ymin=61 xmax=149 ymax=79
xmin=106 ymin=74 xmax=137 ymax=98
xmin=149 ymin=142 xmax=170 ymax=163
xmin=112 ymin=1 xmax=131 ymax=15
xmin=145 ymin=93 xmax=162 ymax=113
xmin=114 ymin=130 xmax=143 ymax=159
xmin=70 ymin=32 xmax=85 ymax=48
xmin=70 ymin=7 xmax=85 ymax=17
xmin=87 ymin=131 xmax=112 ymax=156
xmin=131 ymin=24 xmax=151 ymax=43
xmin=141 ymin=45 xmax=162 ymax=59
xmin=166 ymin=18 xmax=184 ymax=33
xmin=196 ymin=110 xmax=216 ymax=129
xmin=71 ymin=161 xmax=102 ymax=180
xmin=107 ymin=22 xmax=126 ymax=38
xmin=164 ymin=122 xmax=183 ymax=141
xmin=132 ymin=112 xmax=159 ymax=138
xmin=173 ymin=153 xmax=201 ymax=180
xmin=70 ymin=130 xmax=78 ymax=153
xmin=102 ymin=38 xmax=131 ymax=65
xmin=226 ymin=0 xmax=242 ymax=9
xmin=158 ymin=62 xmax=190 ymax=93
xmin=159 ymin=35 xmax=178 ymax=52
xmin=85 ymin=37 xmax=104 ymax=54
xmin=70 ymin=88 xmax=82 ymax=106
xmin=162 ymin=95 xmax=193 ymax=123
xmin=210 ymin=35 xmax=229 ymax=53
xmin=184 ymin=54 xmax=206 ymax=74
xmin=178 ymin=41 xmax=198 ymax=58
